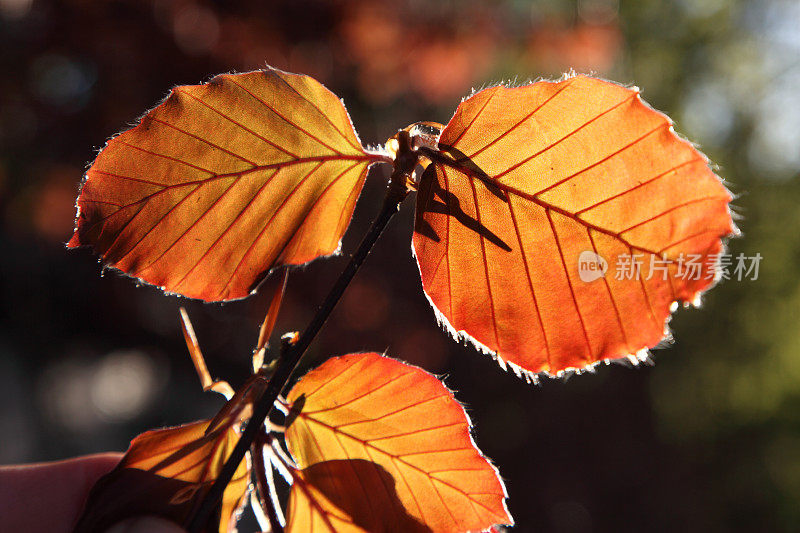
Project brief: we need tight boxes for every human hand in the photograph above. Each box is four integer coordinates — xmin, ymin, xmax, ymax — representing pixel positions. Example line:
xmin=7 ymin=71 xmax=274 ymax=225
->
xmin=0 ymin=454 xmax=185 ymax=533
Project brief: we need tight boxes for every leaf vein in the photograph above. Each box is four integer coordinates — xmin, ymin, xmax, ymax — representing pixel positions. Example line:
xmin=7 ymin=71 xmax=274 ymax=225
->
xmin=175 ymin=87 xmax=299 ymax=159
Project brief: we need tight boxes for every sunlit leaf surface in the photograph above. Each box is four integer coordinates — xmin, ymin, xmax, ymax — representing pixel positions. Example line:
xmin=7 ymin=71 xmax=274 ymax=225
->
xmin=413 ymin=75 xmax=735 ymax=377
xmin=69 ymin=68 xmax=381 ymax=301
xmin=284 ymin=352 xmax=511 ymax=532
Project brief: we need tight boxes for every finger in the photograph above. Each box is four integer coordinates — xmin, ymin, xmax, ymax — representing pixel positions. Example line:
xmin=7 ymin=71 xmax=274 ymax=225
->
xmin=0 ymin=453 xmax=123 ymax=533
xmin=106 ymin=516 xmax=186 ymax=533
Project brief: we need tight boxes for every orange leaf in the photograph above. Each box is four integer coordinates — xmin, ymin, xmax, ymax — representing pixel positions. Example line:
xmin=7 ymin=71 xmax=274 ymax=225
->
xmin=283 ymin=352 xmax=511 ymax=532
xmin=413 ymin=75 xmax=735 ymax=378
xmin=69 ymin=68 xmax=383 ymax=301
xmin=73 ymin=419 xmax=249 ymax=533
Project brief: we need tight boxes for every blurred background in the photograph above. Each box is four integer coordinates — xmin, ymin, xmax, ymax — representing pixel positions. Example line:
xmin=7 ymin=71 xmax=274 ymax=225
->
xmin=1 ymin=0 xmax=799 ymax=531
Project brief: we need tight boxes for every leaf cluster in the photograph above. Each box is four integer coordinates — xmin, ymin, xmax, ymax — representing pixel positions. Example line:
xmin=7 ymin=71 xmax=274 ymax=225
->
xmin=68 ymin=67 xmax=734 ymax=532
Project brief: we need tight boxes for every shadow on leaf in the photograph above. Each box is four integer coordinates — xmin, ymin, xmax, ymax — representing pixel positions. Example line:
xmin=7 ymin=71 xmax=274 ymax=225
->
xmin=415 ymin=164 xmax=512 ymax=252
xmin=73 ymin=468 xmax=207 ymax=532
xmin=73 ymin=420 xmax=247 ymax=533
xmin=299 ymin=459 xmax=432 ymax=533
xmin=285 ymin=393 xmax=306 ymax=430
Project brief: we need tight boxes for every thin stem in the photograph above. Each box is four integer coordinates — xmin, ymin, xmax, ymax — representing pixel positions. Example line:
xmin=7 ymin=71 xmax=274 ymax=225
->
xmin=252 ymin=432 xmax=284 ymax=533
xmin=187 ymin=168 xmax=410 ymax=532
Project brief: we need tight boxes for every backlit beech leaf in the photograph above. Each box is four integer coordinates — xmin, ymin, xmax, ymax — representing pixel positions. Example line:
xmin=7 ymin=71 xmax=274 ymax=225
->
xmin=74 ymin=348 xmax=269 ymax=533
xmin=413 ymin=74 xmax=735 ymax=378
xmin=284 ymin=352 xmax=511 ymax=532
xmin=69 ymin=68 xmax=383 ymax=301
xmin=73 ymin=419 xmax=249 ymax=533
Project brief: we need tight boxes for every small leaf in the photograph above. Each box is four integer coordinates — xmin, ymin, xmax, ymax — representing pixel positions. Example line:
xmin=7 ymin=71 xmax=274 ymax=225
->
xmin=69 ymin=68 xmax=384 ymax=301
xmin=413 ymin=75 xmax=735 ymax=378
xmin=73 ymin=418 xmax=249 ymax=533
xmin=283 ymin=352 xmax=511 ymax=532
xmin=75 ymin=307 xmax=277 ymax=531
